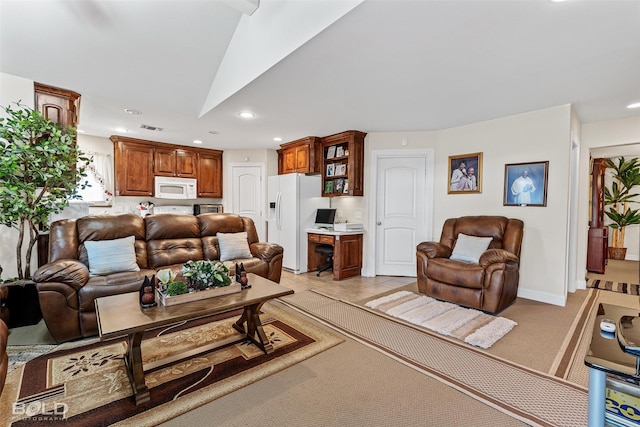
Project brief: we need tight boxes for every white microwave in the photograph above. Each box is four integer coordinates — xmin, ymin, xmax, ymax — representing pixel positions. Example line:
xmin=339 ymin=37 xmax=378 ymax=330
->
xmin=154 ymin=176 xmax=197 ymax=199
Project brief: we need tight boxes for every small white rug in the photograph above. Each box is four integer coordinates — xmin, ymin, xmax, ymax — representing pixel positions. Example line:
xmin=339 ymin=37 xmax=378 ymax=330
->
xmin=365 ymin=291 xmax=517 ymax=349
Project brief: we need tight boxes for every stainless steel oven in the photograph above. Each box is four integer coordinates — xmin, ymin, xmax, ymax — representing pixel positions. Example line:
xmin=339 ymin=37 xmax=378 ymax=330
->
xmin=193 ymin=204 xmax=223 ymax=215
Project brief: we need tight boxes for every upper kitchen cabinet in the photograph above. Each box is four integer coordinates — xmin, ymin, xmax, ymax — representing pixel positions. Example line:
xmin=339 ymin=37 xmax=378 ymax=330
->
xmin=154 ymin=147 xmax=197 ymax=178
xmin=321 ymin=130 xmax=366 ymax=197
xmin=111 ymin=135 xmax=222 ymax=198
xmin=197 ymin=151 xmax=223 ymax=198
xmin=34 ymin=82 xmax=81 ymax=131
xmin=277 ymin=136 xmax=322 ymax=174
xmin=111 ymin=136 xmax=155 ymax=197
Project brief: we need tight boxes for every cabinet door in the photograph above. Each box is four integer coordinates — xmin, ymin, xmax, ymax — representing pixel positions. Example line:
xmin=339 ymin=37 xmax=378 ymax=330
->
xmin=154 ymin=147 xmax=176 ymax=176
xmin=197 ymin=151 xmax=223 ymax=198
xmin=34 ymin=83 xmax=81 ymax=130
xmin=333 ymin=234 xmax=363 ymax=280
xmin=176 ymin=149 xmax=197 ymax=178
xmin=282 ymin=148 xmax=296 ymax=174
xmin=114 ymin=141 xmax=154 ymax=196
xmin=295 ymin=146 xmax=310 ymax=173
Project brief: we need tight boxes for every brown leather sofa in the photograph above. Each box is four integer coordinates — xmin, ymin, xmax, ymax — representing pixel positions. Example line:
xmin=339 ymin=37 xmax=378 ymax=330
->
xmin=0 ymin=317 xmax=8 ymax=397
xmin=416 ymin=216 xmax=524 ymax=314
xmin=33 ymin=212 xmax=283 ymax=343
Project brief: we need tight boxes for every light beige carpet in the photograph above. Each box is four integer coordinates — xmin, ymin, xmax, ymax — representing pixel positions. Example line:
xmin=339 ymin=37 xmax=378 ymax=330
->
xmin=280 ymin=290 xmax=588 ymax=427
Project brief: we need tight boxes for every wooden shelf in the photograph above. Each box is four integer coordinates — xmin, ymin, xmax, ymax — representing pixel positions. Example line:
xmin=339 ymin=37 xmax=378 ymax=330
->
xmin=321 ymin=130 xmax=366 ymax=197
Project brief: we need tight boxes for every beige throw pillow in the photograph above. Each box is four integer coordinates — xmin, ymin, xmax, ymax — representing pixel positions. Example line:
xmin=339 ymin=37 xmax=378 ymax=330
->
xmin=84 ymin=235 xmax=140 ymax=276
xmin=449 ymin=233 xmax=492 ymax=264
xmin=217 ymin=232 xmax=252 ymax=261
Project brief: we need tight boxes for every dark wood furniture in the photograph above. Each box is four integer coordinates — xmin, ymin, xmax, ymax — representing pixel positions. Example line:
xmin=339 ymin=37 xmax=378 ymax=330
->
xmin=277 ymin=136 xmax=323 ymax=174
xmin=321 ymin=130 xmax=366 ymax=197
xmin=587 ymin=158 xmax=608 ymax=273
xmin=111 ymin=135 xmax=223 ymax=198
xmin=95 ymin=274 xmax=293 ymax=405
xmin=34 ymin=82 xmax=81 ymax=130
xmin=307 ymin=230 xmax=363 ymax=280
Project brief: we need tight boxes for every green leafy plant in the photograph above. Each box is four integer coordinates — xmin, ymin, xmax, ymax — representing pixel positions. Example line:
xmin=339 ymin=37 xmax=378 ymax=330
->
xmin=182 ymin=260 xmax=231 ymax=290
xmin=166 ymin=281 xmax=188 ymax=296
xmin=604 ymin=156 xmax=640 ymax=248
xmin=0 ymin=102 xmax=90 ymax=279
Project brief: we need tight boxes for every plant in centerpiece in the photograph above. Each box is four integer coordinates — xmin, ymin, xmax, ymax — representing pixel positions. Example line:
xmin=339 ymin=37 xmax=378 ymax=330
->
xmin=157 ymin=268 xmax=188 ymax=296
xmin=182 ymin=260 xmax=231 ymax=291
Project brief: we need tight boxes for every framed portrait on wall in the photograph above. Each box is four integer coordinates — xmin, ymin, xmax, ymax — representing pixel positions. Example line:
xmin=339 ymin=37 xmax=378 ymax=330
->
xmin=448 ymin=152 xmax=483 ymax=194
xmin=503 ymin=161 xmax=549 ymax=207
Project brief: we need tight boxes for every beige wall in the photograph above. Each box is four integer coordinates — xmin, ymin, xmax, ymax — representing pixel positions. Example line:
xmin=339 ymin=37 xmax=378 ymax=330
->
xmin=576 ymin=116 xmax=640 ymax=289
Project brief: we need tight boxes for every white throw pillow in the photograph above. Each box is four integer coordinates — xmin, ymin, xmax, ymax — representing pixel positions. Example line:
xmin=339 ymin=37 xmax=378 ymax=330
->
xmin=449 ymin=233 xmax=492 ymax=263
xmin=84 ymin=235 xmax=140 ymax=276
xmin=217 ymin=232 xmax=252 ymax=261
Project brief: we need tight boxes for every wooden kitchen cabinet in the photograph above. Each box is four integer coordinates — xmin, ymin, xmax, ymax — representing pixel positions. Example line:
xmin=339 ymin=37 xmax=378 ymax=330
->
xmin=111 ymin=135 xmax=222 ymax=198
xmin=154 ymin=147 xmax=197 ymax=178
xmin=112 ymin=136 xmax=155 ymax=197
xmin=197 ymin=150 xmax=223 ymax=198
xmin=34 ymin=82 xmax=81 ymax=131
xmin=321 ymin=130 xmax=366 ymax=197
xmin=277 ymin=136 xmax=322 ymax=174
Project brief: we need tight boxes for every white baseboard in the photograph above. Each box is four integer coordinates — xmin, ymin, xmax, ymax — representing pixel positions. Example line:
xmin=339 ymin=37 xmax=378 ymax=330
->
xmin=517 ymin=288 xmax=567 ymax=307
xmin=575 ymin=279 xmax=587 ymax=290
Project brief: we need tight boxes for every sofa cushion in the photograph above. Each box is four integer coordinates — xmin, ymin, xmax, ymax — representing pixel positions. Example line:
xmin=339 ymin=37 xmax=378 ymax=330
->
xmin=426 ymin=258 xmax=485 ymax=289
xmin=450 ymin=233 xmax=492 ymax=263
xmin=84 ymin=236 xmax=140 ymax=276
xmin=217 ymin=232 xmax=252 ymax=261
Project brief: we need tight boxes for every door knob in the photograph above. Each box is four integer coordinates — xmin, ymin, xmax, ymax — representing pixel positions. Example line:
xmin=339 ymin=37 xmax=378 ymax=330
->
xmin=377 ymin=221 xmax=382 ymax=225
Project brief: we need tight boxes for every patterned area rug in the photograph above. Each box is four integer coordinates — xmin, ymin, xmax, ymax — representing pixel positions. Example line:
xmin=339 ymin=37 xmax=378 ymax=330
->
xmin=0 ymin=302 xmax=342 ymax=427
xmin=280 ymin=290 xmax=588 ymax=427
xmin=365 ymin=291 xmax=517 ymax=349
xmin=587 ymin=278 xmax=640 ymax=295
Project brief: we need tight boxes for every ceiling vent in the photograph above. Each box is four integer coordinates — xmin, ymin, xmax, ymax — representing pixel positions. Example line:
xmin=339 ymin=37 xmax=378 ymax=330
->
xmin=140 ymin=124 xmax=163 ymax=131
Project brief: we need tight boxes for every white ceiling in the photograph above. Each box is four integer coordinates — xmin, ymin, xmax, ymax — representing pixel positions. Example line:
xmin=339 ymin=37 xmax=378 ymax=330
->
xmin=1 ymin=0 xmax=639 ymax=151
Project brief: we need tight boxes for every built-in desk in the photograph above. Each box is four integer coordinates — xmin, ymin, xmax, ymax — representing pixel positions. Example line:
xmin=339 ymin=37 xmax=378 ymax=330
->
xmin=306 ymin=229 xmax=363 ymax=280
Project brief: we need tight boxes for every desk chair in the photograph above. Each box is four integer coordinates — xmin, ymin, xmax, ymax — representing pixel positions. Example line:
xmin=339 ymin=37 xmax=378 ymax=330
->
xmin=315 ymin=244 xmax=334 ymax=276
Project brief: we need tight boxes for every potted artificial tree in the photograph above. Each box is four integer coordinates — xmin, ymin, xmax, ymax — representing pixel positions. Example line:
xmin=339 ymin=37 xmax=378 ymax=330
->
xmin=0 ymin=102 xmax=90 ymax=281
xmin=604 ymin=156 xmax=640 ymax=260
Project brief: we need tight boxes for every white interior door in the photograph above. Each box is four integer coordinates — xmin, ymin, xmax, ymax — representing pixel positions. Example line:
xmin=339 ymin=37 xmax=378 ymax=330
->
xmin=231 ymin=163 xmax=265 ymax=240
xmin=375 ymin=155 xmax=429 ymax=276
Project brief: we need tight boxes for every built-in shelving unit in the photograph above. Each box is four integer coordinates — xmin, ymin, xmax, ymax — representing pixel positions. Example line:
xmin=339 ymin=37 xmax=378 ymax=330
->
xmin=321 ymin=130 xmax=366 ymax=197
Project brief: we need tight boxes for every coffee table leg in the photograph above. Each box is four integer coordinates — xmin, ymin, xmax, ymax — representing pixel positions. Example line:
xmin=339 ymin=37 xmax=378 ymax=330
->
xmin=233 ymin=302 xmax=273 ymax=354
xmin=125 ymin=332 xmax=150 ymax=405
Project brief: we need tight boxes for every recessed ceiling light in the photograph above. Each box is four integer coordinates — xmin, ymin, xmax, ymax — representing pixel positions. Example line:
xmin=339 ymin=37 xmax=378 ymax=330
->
xmin=124 ymin=108 xmax=142 ymax=115
xmin=239 ymin=111 xmax=255 ymax=119
xmin=627 ymin=102 xmax=640 ymax=109
xmin=273 ymin=137 xmax=282 ymax=142
xmin=193 ymin=140 xmax=203 ymax=144
xmin=115 ymin=127 xmax=128 ymax=133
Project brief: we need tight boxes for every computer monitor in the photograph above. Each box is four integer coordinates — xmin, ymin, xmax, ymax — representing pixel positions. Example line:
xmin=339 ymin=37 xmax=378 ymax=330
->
xmin=315 ymin=208 xmax=336 ymax=228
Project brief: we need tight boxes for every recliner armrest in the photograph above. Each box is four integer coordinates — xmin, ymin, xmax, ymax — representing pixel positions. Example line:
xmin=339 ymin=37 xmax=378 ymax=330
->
xmin=250 ymin=242 xmax=284 ymax=263
xmin=33 ymin=260 xmax=90 ymax=291
xmin=416 ymin=242 xmax=452 ymax=259
xmin=478 ymin=248 xmax=519 ymax=268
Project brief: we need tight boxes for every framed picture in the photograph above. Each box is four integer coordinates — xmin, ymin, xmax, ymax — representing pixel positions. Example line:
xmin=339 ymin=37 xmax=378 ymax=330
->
xmin=336 ymin=164 xmax=346 ymax=176
xmin=503 ymin=161 xmax=549 ymax=207
xmin=326 ymin=164 xmax=335 ymax=176
xmin=336 ymin=146 xmax=345 ymax=157
xmin=448 ymin=152 xmax=482 ymax=194
xmin=326 ymin=146 xmax=336 ymax=159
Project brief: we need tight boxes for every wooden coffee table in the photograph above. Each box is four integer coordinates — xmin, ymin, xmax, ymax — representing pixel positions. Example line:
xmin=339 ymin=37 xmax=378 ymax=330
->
xmin=95 ymin=273 xmax=293 ymax=405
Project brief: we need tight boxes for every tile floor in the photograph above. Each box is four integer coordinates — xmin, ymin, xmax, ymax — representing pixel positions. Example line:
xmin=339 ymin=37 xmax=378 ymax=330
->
xmin=278 ymin=270 xmax=417 ymax=304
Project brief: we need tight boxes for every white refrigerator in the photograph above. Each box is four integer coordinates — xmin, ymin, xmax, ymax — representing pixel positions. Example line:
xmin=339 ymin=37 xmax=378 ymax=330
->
xmin=268 ymin=173 xmax=330 ymax=274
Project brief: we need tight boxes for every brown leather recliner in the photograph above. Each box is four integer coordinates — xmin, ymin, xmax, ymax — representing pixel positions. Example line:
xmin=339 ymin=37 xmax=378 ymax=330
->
xmin=0 ymin=318 xmax=8 ymax=397
xmin=33 ymin=213 xmax=283 ymax=343
xmin=416 ymin=216 xmax=524 ymax=314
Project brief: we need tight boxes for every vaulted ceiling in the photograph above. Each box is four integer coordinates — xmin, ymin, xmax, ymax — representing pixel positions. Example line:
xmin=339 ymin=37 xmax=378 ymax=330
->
xmin=1 ymin=0 xmax=639 ymax=150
